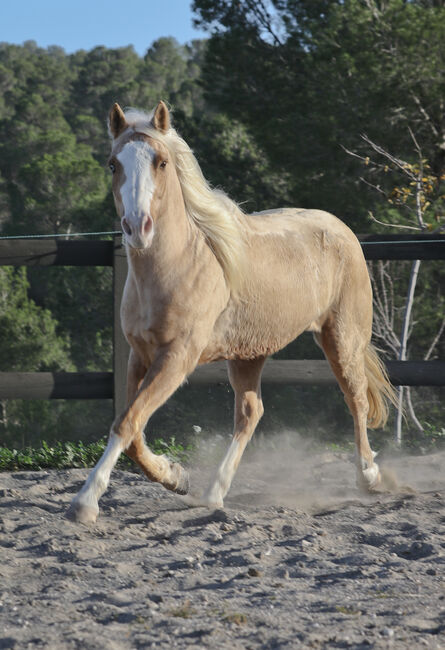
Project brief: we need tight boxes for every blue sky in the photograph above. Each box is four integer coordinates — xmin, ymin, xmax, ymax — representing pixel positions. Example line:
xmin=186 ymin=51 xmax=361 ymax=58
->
xmin=0 ymin=0 xmax=207 ymax=55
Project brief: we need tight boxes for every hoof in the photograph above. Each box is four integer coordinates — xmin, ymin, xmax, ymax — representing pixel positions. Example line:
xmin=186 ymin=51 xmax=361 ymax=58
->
xmin=356 ymin=467 xmax=381 ymax=494
xmin=66 ymin=501 xmax=99 ymax=524
xmin=201 ymin=495 xmax=224 ymax=509
xmin=165 ymin=462 xmax=190 ymax=495
xmin=201 ymin=485 xmax=224 ymax=509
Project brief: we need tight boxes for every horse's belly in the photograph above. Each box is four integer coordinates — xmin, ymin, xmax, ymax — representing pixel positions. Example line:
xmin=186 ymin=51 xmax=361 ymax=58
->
xmin=230 ymin=306 xmax=322 ymax=358
xmin=201 ymin=288 xmax=328 ymax=362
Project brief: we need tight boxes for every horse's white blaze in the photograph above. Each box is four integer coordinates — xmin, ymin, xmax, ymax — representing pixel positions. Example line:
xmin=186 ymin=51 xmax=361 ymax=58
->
xmin=72 ymin=432 xmax=123 ymax=510
xmin=117 ymin=140 xmax=156 ymax=248
xmin=202 ymin=438 xmax=242 ymax=507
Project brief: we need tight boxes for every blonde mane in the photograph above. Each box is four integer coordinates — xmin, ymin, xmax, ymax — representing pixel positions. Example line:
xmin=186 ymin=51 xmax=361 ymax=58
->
xmin=121 ymin=108 xmax=247 ymax=292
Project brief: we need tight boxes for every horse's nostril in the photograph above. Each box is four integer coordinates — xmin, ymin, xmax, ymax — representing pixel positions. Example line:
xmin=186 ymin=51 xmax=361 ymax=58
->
xmin=143 ymin=216 xmax=153 ymax=234
xmin=122 ymin=218 xmax=132 ymax=236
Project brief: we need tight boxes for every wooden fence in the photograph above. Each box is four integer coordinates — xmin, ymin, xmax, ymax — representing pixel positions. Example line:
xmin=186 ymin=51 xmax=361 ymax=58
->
xmin=0 ymin=234 xmax=444 ymax=418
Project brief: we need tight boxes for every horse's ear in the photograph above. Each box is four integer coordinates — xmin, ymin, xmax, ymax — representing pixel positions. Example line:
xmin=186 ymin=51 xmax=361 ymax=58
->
xmin=108 ymin=103 xmax=127 ymax=139
xmin=152 ymin=101 xmax=170 ymax=134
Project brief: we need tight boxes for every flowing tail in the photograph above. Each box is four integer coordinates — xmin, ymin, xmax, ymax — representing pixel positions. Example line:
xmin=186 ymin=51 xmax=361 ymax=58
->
xmin=365 ymin=344 xmax=398 ymax=429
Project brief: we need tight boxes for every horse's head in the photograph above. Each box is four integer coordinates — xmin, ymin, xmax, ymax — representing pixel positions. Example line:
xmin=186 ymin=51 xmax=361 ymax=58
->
xmin=107 ymin=101 xmax=172 ymax=250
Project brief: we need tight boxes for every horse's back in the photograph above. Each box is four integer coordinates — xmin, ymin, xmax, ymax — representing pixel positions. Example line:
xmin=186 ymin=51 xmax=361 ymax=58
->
xmin=246 ymin=207 xmax=369 ymax=292
xmin=248 ymin=207 xmax=359 ymax=246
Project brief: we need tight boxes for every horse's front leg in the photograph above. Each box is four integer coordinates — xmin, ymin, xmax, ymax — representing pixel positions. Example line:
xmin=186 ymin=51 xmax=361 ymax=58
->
xmin=121 ymin=349 xmax=187 ymax=493
xmin=67 ymin=344 xmax=195 ymax=524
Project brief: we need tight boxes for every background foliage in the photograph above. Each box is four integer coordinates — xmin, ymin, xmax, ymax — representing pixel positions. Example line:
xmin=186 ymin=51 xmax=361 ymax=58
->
xmin=1 ymin=0 xmax=444 ymax=450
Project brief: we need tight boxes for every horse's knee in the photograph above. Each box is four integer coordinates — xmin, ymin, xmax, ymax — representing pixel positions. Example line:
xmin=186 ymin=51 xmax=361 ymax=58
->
xmin=241 ymin=391 xmax=263 ymax=423
xmin=234 ymin=392 xmax=263 ymax=443
xmin=112 ymin=415 xmax=138 ymax=450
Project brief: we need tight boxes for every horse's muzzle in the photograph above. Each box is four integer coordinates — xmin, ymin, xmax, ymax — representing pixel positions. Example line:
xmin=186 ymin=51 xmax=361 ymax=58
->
xmin=121 ymin=214 xmax=154 ymax=249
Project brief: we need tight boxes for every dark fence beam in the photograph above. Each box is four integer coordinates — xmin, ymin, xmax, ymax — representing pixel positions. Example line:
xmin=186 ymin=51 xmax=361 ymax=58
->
xmin=187 ymin=360 xmax=337 ymax=385
xmin=385 ymin=360 xmax=445 ymax=387
xmin=359 ymin=234 xmax=445 ymax=260
xmin=0 ymin=361 xmax=443 ymax=402
xmin=188 ymin=360 xmax=445 ymax=387
xmin=0 ymin=372 xmax=113 ymax=400
xmin=0 ymin=239 xmax=113 ymax=267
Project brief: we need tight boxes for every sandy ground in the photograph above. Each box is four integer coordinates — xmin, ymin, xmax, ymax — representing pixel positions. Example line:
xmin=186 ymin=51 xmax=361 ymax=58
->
xmin=0 ymin=436 xmax=444 ymax=649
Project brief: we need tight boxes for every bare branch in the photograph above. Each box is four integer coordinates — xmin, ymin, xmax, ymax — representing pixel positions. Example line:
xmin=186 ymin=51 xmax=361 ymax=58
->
xmin=410 ymin=92 xmax=440 ymax=139
xmin=368 ymin=211 xmax=422 ymax=231
xmin=359 ymin=178 xmax=387 ymax=198
xmin=360 ymin=134 xmax=418 ymax=181
xmin=341 ymin=144 xmax=399 ymax=175
xmin=368 ymin=261 xmax=402 ymax=356
xmin=408 ymin=126 xmax=422 ymax=157
xmin=246 ymin=0 xmax=284 ymax=48
xmin=424 ymin=316 xmax=445 ymax=361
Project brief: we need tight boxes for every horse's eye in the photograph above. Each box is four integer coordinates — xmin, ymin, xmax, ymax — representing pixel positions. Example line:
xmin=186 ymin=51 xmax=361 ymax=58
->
xmin=159 ymin=160 xmax=168 ymax=169
xmin=109 ymin=163 xmax=116 ymax=174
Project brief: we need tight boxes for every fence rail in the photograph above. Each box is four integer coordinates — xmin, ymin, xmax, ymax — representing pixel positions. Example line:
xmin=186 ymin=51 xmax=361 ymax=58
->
xmin=359 ymin=233 xmax=445 ymax=260
xmin=0 ymin=234 xmax=444 ymax=414
xmin=1 ymin=360 xmax=444 ymax=401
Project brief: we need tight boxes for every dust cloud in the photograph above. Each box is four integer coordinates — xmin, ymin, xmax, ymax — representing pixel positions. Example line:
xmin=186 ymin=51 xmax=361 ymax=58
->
xmin=186 ymin=429 xmax=445 ymax=512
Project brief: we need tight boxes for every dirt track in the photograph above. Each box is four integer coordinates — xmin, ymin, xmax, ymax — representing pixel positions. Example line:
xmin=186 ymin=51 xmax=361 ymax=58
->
xmin=1 ymin=442 xmax=444 ymax=649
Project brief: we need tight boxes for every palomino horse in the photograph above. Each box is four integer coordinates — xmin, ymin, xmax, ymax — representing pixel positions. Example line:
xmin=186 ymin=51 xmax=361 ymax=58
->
xmin=68 ymin=101 xmax=395 ymax=523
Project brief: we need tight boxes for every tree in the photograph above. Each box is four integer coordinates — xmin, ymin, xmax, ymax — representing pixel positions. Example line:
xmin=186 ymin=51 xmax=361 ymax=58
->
xmin=193 ymin=0 xmax=445 ymax=226
xmin=0 ymin=267 xmax=72 ymax=373
xmin=0 ymin=267 xmax=75 ymax=447
xmin=344 ymin=132 xmax=445 ymax=443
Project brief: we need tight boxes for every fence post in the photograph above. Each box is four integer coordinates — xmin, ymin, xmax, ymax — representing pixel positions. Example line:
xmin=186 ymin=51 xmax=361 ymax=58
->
xmin=113 ymin=235 xmax=130 ymax=420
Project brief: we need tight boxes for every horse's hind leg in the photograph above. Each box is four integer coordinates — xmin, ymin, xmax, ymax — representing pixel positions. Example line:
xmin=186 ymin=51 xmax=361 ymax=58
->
xmin=315 ymin=316 xmax=381 ymax=492
xmin=202 ymin=357 xmax=266 ymax=508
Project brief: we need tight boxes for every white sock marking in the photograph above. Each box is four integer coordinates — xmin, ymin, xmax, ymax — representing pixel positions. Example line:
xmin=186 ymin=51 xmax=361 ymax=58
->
xmin=72 ymin=433 xmax=123 ymax=510
xmin=203 ymin=438 xmax=241 ymax=507
xmin=356 ymin=448 xmax=380 ymax=488
xmin=362 ymin=462 xmax=380 ymax=487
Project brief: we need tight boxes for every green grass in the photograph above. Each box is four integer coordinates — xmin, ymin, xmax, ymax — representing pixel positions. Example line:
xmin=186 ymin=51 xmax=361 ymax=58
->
xmin=0 ymin=436 xmax=191 ymax=472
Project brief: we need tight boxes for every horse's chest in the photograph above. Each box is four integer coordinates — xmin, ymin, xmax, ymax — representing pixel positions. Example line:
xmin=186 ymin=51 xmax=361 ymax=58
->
xmin=120 ymin=283 xmax=158 ymax=361
xmin=122 ymin=312 xmax=158 ymax=367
